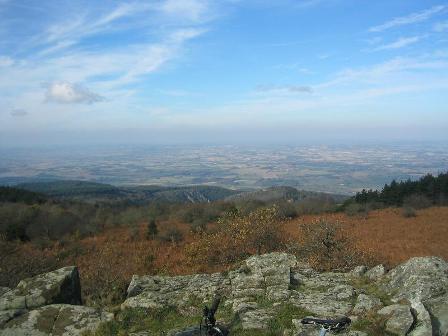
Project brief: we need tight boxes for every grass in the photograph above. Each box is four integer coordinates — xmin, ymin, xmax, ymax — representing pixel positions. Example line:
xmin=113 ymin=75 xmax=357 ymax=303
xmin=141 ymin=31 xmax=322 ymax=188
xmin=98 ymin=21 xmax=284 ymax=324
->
xmin=351 ymin=312 xmax=393 ymax=336
xmin=229 ymin=303 xmax=313 ymax=336
xmin=84 ymin=306 xmax=202 ymax=336
xmin=349 ymin=277 xmax=394 ymax=306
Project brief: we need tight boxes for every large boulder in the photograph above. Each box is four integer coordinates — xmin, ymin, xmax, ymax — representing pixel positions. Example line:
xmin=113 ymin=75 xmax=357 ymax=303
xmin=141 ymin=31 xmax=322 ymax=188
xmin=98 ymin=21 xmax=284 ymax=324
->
xmin=377 ymin=304 xmax=414 ymax=335
xmin=122 ymin=273 xmax=229 ymax=310
xmin=0 ymin=267 xmax=81 ymax=327
xmin=381 ymin=256 xmax=448 ymax=302
xmin=381 ymin=257 xmax=448 ymax=336
xmin=0 ymin=304 xmax=113 ymax=336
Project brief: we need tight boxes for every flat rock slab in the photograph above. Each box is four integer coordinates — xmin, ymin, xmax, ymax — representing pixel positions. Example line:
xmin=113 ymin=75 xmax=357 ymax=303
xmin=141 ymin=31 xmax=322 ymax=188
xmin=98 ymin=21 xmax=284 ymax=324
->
xmin=0 ymin=304 xmax=113 ymax=336
xmin=123 ymin=273 xmax=229 ymax=310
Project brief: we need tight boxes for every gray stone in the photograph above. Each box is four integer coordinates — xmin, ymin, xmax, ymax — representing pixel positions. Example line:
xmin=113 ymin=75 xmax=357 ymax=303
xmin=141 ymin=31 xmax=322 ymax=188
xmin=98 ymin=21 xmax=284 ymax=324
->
xmin=352 ymin=294 xmax=382 ymax=314
xmin=377 ymin=304 xmax=414 ymax=335
xmin=350 ymin=266 xmax=368 ymax=277
xmin=328 ymin=285 xmax=356 ymax=301
xmin=0 ymin=288 xmax=10 ymax=297
xmin=382 ymin=256 xmax=448 ymax=302
xmin=0 ymin=309 xmax=25 ymax=328
xmin=408 ymin=300 xmax=433 ymax=336
xmin=122 ymin=272 xmax=228 ymax=310
xmin=0 ymin=304 xmax=113 ymax=336
xmin=290 ymin=291 xmax=353 ymax=316
xmin=0 ymin=266 xmax=81 ymax=312
xmin=425 ymin=293 xmax=448 ymax=336
xmin=365 ymin=264 xmax=386 ymax=280
xmin=240 ymin=308 xmax=274 ymax=329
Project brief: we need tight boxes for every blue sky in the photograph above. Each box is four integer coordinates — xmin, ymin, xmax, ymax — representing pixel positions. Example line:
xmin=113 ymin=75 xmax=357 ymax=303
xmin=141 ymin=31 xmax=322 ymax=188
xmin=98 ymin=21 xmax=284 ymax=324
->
xmin=0 ymin=0 xmax=447 ymax=145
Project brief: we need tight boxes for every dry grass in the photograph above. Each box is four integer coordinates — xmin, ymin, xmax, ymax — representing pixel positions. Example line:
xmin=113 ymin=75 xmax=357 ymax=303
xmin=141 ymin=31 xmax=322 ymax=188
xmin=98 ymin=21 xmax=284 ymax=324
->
xmin=287 ymin=206 xmax=448 ymax=267
xmin=2 ymin=206 xmax=447 ymax=306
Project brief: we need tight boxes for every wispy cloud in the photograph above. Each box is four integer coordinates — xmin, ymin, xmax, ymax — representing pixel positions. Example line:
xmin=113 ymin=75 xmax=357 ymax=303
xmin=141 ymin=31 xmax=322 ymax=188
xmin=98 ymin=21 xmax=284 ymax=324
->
xmin=373 ymin=36 xmax=422 ymax=51
xmin=434 ymin=21 xmax=448 ymax=32
xmin=0 ymin=55 xmax=13 ymax=66
xmin=45 ymin=82 xmax=104 ymax=104
xmin=369 ymin=5 xmax=446 ymax=32
xmin=256 ymin=85 xmax=313 ymax=94
xmin=10 ymin=108 xmax=28 ymax=117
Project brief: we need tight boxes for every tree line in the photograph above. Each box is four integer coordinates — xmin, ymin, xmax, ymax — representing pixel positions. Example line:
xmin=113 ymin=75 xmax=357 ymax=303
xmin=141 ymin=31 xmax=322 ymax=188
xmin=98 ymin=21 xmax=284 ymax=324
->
xmin=351 ymin=172 xmax=448 ymax=206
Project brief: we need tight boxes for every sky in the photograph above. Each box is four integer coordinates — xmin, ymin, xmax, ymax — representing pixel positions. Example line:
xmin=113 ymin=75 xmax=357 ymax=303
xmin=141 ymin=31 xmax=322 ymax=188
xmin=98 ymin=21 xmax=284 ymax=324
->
xmin=0 ymin=0 xmax=448 ymax=146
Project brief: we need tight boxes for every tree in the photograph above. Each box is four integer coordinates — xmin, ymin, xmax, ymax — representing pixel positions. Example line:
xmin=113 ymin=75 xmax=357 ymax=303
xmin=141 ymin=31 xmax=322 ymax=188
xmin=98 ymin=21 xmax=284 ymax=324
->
xmin=146 ymin=218 xmax=158 ymax=240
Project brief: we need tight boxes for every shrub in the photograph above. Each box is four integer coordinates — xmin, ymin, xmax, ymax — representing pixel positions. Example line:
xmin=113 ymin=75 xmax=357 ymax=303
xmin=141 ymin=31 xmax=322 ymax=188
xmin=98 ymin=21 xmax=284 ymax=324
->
xmin=291 ymin=219 xmax=375 ymax=271
xmin=161 ymin=227 xmax=184 ymax=244
xmin=344 ymin=203 xmax=369 ymax=218
xmin=185 ymin=206 xmax=285 ymax=267
xmin=146 ymin=219 xmax=158 ymax=240
xmin=402 ymin=206 xmax=417 ymax=218
xmin=403 ymin=194 xmax=432 ymax=210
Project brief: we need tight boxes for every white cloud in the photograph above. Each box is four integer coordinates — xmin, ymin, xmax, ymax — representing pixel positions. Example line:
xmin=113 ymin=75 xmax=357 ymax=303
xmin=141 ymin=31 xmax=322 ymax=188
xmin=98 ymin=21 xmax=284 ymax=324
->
xmin=158 ymin=0 xmax=210 ymax=22
xmin=373 ymin=36 xmax=422 ymax=51
xmin=0 ymin=55 xmax=13 ymax=67
xmin=434 ymin=21 xmax=448 ymax=32
xmin=369 ymin=5 xmax=446 ymax=32
xmin=45 ymin=82 xmax=103 ymax=104
xmin=256 ymin=85 xmax=313 ymax=94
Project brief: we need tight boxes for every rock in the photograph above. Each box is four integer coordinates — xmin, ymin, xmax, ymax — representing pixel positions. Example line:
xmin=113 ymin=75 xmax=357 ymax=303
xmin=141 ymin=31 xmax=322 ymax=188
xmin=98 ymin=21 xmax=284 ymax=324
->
xmin=365 ymin=264 xmax=386 ymax=280
xmin=377 ymin=304 xmax=414 ymax=335
xmin=292 ymin=319 xmax=366 ymax=336
xmin=352 ymin=294 xmax=382 ymax=314
xmin=0 ymin=266 xmax=81 ymax=312
xmin=408 ymin=300 xmax=433 ymax=336
xmin=0 ymin=289 xmax=10 ymax=297
xmin=0 ymin=309 xmax=25 ymax=328
xmin=290 ymin=291 xmax=353 ymax=316
xmin=328 ymin=285 xmax=356 ymax=301
xmin=122 ymin=273 xmax=229 ymax=310
xmin=240 ymin=308 xmax=274 ymax=329
xmin=0 ymin=304 xmax=113 ymax=336
xmin=230 ymin=253 xmax=296 ymax=300
xmin=382 ymin=256 xmax=448 ymax=302
xmin=425 ymin=293 xmax=448 ymax=336
xmin=381 ymin=256 xmax=448 ymax=336
xmin=350 ymin=266 xmax=368 ymax=277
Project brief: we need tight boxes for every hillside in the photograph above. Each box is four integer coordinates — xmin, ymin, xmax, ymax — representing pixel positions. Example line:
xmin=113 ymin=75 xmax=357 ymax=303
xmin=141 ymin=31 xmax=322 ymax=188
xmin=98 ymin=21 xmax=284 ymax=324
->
xmin=17 ymin=180 xmax=239 ymax=204
xmin=226 ymin=186 xmax=348 ymax=203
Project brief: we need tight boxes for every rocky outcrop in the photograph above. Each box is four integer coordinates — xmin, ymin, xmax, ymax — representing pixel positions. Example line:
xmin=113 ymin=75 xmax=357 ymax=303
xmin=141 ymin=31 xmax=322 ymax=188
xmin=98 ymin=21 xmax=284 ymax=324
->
xmin=381 ymin=256 xmax=448 ymax=336
xmin=0 ymin=267 xmax=112 ymax=335
xmin=2 ymin=254 xmax=447 ymax=335
xmin=0 ymin=304 xmax=113 ymax=336
xmin=123 ymin=253 xmax=448 ymax=335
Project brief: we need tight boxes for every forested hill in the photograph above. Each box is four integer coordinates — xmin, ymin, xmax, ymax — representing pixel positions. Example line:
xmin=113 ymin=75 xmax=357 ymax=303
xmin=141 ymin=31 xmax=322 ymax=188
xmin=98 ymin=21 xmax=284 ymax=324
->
xmin=352 ymin=172 xmax=448 ymax=206
xmin=16 ymin=180 xmax=239 ymax=204
xmin=0 ymin=186 xmax=47 ymax=204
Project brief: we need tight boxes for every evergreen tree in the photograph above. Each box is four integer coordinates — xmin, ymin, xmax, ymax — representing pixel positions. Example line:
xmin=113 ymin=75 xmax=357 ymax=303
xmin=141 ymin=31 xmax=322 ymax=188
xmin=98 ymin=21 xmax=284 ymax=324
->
xmin=146 ymin=218 xmax=158 ymax=240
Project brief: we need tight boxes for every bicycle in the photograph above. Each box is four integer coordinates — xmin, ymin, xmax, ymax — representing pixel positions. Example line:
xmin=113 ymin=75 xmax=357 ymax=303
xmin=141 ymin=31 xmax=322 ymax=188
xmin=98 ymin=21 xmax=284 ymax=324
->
xmin=301 ymin=316 xmax=351 ymax=335
xmin=175 ymin=296 xmax=228 ymax=336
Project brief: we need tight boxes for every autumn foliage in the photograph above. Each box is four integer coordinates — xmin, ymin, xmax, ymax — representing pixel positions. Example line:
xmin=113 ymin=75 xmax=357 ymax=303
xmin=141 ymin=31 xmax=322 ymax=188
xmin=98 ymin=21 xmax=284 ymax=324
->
xmin=185 ymin=206 xmax=286 ymax=267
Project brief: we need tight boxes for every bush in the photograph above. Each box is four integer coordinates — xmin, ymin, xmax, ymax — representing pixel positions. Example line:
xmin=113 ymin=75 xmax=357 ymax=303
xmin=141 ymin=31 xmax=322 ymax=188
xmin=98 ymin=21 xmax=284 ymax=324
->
xmin=402 ymin=206 xmax=417 ymax=218
xmin=276 ymin=201 xmax=297 ymax=219
xmin=186 ymin=206 xmax=285 ymax=267
xmin=146 ymin=219 xmax=158 ymax=240
xmin=291 ymin=219 xmax=375 ymax=271
xmin=403 ymin=194 xmax=432 ymax=210
xmin=344 ymin=203 xmax=369 ymax=218
xmin=161 ymin=227 xmax=184 ymax=244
